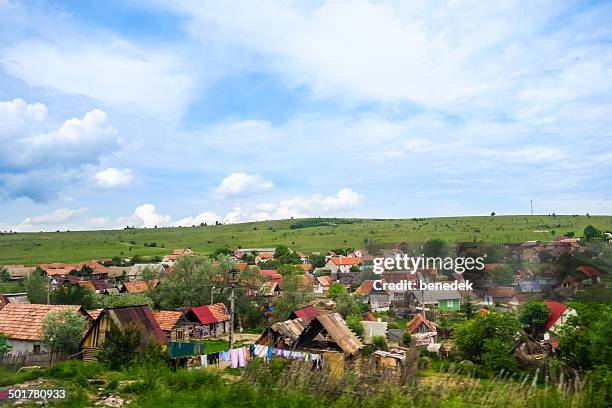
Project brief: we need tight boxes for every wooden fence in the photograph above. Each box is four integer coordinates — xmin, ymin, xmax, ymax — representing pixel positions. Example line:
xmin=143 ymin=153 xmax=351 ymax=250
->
xmin=0 ymin=350 xmax=81 ymax=369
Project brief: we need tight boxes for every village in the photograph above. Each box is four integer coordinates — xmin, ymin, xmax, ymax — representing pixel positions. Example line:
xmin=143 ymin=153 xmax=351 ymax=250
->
xmin=0 ymin=228 xmax=609 ymax=395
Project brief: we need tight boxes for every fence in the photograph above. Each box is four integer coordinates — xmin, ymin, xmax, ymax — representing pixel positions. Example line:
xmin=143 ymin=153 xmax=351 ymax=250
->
xmin=0 ymin=350 xmax=81 ymax=369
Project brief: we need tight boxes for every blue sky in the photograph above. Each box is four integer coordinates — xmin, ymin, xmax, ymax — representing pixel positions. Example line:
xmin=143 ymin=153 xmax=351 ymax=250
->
xmin=0 ymin=0 xmax=611 ymax=231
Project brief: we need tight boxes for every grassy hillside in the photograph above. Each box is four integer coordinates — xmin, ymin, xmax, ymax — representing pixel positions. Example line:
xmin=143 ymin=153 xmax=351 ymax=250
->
xmin=0 ymin=215 xmax=610 ymax=265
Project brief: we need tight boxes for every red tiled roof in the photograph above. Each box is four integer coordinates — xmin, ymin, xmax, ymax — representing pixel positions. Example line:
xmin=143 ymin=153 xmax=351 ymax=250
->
xmin=189 ymin=303 xmax=229 ymax=325
xmin=355 ymin=280 xmax=376 ymax=296
xmin=86 ymin=309 xmax=103 ymax=320
xmin=544 ymin=301 xmax=567 ymax=330
xmin=328 ymin=256 xmax=361 ymax=266
xmin=0 ymin=304 xmax=82 ymax=341
xmin=123 ymin=279 xmax=159 ymax=293
xmin=576 ymin=266 xmax=602 ymax=278
xmin=316 ymin=275 xmax=333 ymax=286
xmin=153 ymin=310 xmax=183 ymax=332
xmin=406 ymin=313 xmax=436 ymax=334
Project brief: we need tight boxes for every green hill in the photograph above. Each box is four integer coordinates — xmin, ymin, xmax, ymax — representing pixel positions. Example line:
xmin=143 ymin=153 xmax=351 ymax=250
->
xmin=1 ymin=215 xmax=610 ymax=264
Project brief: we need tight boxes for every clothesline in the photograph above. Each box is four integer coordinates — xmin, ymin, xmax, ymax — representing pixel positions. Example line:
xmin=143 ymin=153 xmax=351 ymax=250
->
xmin=195 ymin=344 xmax=324 ymax=369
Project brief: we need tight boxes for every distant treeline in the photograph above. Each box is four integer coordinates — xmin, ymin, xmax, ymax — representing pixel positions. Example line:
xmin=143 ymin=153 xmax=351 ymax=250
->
xmin=290 ymin=218 xmax=359 ymax=229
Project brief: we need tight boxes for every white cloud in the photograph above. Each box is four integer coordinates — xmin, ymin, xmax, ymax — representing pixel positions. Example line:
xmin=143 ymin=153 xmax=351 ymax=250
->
xmin=22 ymin=208 xmax=88 ymax=225
xmin=2 ymin=39 xmax=196 ymax=118
xmin=0 ymin=99 xmax=119 ymax=201
xmin=131 ymin=204 xmax=172 ymax=228
xmin=173 ymin=211 xmax=220 ymax=227
xmin=95 ymin=168 xmax=134 ymax=188
xmin=20 ymin=208 xmax=88 ymax=226
xmin=214 ymin=172 xmax=274 ymax=197
xmin=0 ymin=98 xmax=47 ymax=140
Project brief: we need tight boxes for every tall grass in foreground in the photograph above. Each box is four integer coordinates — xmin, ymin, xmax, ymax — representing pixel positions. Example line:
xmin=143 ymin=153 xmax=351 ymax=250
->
xmin=1 ymin=360 xmax=608 ymax=407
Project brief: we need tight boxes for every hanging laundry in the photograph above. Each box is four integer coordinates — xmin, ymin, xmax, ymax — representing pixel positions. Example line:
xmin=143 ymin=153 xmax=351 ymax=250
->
xmin=238 ymin=347 xmax=246 ymax=367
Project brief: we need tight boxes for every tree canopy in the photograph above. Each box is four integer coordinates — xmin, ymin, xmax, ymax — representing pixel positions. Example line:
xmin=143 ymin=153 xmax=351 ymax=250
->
xmin=41 ymin=310 xmax=88 ymax=352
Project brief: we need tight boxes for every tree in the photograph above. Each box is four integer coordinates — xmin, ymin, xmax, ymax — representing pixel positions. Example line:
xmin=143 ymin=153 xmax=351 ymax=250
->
xmin=0 ymin=333 xmax=11 ymax=354
xmin=51 ymin=285 xmax=98 ymax=309
xmin=24 ymin=270 xmax=48 ymax=304
xmin=97 ymin=293 xmax=154 ymax=309
xmin=327 ymin=282 xmax=347 ymax=300
xmin=334 ymin=292 xmax=364 ymax=318
xmin=454 ymin=312 xmax=523 ymax=366
xmin=493 ymin=264 xmax=514 ymax=285
xmin=274 ymin=245 xmax=301 ymax=264
xmin=141 ymin=266 xmax=159 ymax=299
xmin=157 ymin=254 xmax=235 ymax=309
xmin=423 ymin=239 xmax=447 ymax=258
xmin=584 ymin=225 xmax=602 ymax=242
xmin=277 ymin=264 xmax=303 ymax=276
xmin=309 ymin=254 xmax=326 ymax=268
xmin=0 ymin=267 xmax=10 ymax=282
xmin=461 ymin=295 xmax=476 ymax=319
xmin=98 ymin=324 xmax=142 ymax=369
xmin=272 ymin=274 xmax=312 ymax=321
xmin=518 ymin=300 xmax=549 ymax=339
xmin=41 ymin=310 xmax=87 ymax=352
xmin=558 ymin=302 xmax=612 ymax=370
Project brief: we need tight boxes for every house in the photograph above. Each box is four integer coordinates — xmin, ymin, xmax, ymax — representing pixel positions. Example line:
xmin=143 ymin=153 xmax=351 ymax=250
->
xmin=553 ymin=276 xmax=579 ymax=296
xmin=542 ymin=301 xmax=576 ymax=343
xmin=314 ymin=275 xmax=333 ymax=294
xmin=408 ymin=289 xmax=461 ymax=312
xmin=153 ymin=310 xmax=189 ymax=341
xmin=361 ymin=320 xmax=388 ymax=344
xmin=354 ymin=280 xmax=391 ymax=311
xmin=260 ymin=281 xmax=281 ymax=297
xmin=255 ymin=253 xmax=275 ymax=264
xmin=0 ymin=304 xmax=87 ymax=354
xmin=257 ymin=317 xmax=311 ymax=349
xmin=184 ymin=303 xmax=230 ymax=337
xmin=81 ymin=305 xmax=167 ymax=361
xmin=520 ymin=241 xmax=541 ymax=262
xmin=295 ymin=312 xmax=364 ymax=356
xmin=576 ymin=266 xmax=602 ymax=285
xmin=406 ymin=313 xmax=437 ymax=345
xmin=120 ymin=279 xmax=159 ymax=294
xmin=507 ymin=293 xmax=527 ymax=310
xmin=1 ymin=265 xmax=36 ymax=280
xmin=77 ymin=280 xmax=109 ymax=293
xmin=234 ymin=248 xmax=275 ymax=261
xmin=162 ymin=249 xmax=193 ymax=265
xmin=288 ymin=305 xmax=320 ymax=321
xmin=260 ymin=269 xmax=283 ymax=284
xmin=481 ymin=286 xmax=515 ymax=305
xmin=108 ymin=264 xmax=166 ymax=283
xmin=38 ymin=261 xmax=109 ymax=280
xmin=0 ymin=293 xmax=29 ymax=311
xmin=325 ymin=256 xmax=362 ymax=276
xmin=517 ymin=280 xmax=542 ymax=293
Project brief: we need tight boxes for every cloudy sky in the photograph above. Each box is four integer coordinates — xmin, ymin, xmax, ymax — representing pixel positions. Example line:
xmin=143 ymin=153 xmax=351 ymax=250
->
xmin=0 ymin=0 xmax=611 ymax=231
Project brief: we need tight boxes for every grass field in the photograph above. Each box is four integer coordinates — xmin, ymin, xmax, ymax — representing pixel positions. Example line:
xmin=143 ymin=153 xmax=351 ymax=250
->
xmin=0 ymin=215 xmax=610 ymax=265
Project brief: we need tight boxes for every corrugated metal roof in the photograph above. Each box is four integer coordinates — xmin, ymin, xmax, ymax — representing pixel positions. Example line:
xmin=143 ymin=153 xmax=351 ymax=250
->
xmin=107 ymin=305 xmax=167 ymax=344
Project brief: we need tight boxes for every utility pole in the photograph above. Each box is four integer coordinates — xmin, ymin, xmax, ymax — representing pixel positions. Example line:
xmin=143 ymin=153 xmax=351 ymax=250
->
xmin=530 ymin=199 xmax=534 ymax=216
xmin=210 ymin=286 xmax=215 ymax=305
xmin=228 ymin=268 xmax=239 ymax=350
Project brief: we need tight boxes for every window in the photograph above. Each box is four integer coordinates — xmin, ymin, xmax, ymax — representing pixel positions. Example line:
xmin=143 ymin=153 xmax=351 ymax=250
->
xmin=447 ymin=300 xmax=454 ymax=308
xmin=33 ymin=344 xmax=41 ymax=353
